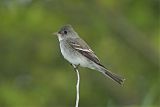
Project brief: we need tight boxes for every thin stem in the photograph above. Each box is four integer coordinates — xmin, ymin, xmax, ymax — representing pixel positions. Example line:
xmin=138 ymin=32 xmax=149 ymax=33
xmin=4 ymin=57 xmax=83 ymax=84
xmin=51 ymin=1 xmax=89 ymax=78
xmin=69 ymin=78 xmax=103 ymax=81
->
xmin=73 ymin=65 xmax=80 ymax=107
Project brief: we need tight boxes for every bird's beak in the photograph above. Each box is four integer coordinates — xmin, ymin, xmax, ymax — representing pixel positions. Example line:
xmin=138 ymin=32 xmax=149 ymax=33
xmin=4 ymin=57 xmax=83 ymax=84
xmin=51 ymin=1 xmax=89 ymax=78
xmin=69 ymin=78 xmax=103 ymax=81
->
xmin=53 ymin=32 xmax=58 ymax=35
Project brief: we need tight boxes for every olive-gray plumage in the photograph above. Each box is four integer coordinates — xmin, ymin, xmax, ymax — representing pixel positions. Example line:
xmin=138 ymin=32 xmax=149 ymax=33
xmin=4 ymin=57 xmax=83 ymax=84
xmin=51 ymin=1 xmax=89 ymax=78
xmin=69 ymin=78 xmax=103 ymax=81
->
xmin=55 ymin=25 xmax=125 ymax=85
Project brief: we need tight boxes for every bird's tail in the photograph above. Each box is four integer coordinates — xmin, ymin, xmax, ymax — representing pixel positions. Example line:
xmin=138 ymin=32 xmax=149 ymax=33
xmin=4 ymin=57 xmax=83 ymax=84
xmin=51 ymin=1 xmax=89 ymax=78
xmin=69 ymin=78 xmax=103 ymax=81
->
xmin=95 ymin=64 xmax=125 ymax=85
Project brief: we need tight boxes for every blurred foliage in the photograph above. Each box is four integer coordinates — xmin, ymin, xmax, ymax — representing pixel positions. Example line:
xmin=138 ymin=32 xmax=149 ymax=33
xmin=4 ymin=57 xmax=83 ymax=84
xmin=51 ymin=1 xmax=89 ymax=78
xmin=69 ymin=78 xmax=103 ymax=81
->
xmin=0 ymin=0 xmax=159 ymax=107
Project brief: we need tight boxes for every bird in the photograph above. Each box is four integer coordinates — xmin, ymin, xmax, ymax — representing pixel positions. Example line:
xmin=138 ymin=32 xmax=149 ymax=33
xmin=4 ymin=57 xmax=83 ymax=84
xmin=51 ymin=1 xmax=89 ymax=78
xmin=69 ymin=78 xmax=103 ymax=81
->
xmin=54 ymin=24 xmax=125 ymax=85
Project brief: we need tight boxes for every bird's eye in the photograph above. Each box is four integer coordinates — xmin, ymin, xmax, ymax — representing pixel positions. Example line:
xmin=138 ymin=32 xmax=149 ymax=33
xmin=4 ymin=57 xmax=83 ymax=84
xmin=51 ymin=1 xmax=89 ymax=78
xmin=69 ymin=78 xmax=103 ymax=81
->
xmin=64 ymin=30 xmax=67 ymax=34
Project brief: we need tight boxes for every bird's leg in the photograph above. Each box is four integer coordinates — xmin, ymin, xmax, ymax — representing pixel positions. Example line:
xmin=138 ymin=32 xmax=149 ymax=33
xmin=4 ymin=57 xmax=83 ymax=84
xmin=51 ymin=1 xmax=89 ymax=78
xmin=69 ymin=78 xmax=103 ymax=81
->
xmin=72 ymin=64 xmax=79 ymax=72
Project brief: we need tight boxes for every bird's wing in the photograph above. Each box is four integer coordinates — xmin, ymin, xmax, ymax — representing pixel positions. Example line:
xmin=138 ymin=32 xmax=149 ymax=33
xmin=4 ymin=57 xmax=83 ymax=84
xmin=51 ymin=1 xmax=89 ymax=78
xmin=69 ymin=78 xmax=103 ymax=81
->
xmin=66 ymin=38 xmax=101 ymax=65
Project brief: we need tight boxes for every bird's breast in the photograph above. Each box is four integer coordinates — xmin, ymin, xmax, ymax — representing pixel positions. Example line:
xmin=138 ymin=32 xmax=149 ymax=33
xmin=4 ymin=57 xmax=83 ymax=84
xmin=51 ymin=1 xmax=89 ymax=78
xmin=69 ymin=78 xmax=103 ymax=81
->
xmin=60 ymin=41 xmax=88 ymax=67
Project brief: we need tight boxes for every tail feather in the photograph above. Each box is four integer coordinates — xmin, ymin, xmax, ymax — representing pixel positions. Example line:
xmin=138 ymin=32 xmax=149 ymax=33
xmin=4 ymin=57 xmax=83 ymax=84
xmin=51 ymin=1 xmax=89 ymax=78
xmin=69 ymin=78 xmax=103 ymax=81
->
xmin=104 ymin=69 xmax=125 ymax=85
xmin=96 ymin=64 xmax=125 ymax=85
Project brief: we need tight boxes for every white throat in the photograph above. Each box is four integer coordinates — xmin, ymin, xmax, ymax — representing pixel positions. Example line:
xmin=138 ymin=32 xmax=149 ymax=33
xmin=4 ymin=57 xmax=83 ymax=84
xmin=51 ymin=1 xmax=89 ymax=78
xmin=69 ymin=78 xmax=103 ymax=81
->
xmin=57 ymin=34 xmax=63 ymax=41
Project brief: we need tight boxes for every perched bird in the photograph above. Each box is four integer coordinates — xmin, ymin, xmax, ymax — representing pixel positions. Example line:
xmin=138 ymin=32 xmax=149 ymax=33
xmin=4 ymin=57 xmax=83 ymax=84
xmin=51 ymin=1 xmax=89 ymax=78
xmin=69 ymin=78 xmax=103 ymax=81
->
xmin=54 ymin=25 xmax=125 ymax=85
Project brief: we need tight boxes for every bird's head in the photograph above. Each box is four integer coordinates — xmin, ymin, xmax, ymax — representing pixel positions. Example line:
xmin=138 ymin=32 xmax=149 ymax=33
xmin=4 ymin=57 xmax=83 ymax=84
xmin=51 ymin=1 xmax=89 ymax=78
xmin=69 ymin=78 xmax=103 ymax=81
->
xmin=54 ymin=24 xmax=79 ymax=41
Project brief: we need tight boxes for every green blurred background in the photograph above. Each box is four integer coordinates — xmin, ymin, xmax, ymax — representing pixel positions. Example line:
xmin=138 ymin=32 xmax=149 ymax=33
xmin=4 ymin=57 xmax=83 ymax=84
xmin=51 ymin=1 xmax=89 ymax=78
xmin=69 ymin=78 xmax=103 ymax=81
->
xmin=0 ymin=0 xmax=159 ymax=107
